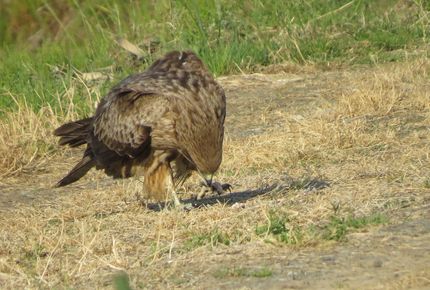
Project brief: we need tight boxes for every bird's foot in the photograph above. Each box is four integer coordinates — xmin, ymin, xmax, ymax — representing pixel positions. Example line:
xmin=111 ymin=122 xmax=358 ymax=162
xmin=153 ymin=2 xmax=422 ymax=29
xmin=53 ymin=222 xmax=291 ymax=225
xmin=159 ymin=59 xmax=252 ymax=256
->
xmin=164 ymin=190 xmax=193 ymax=211
xmin=196 ymin=181 xmax=232 ymax=200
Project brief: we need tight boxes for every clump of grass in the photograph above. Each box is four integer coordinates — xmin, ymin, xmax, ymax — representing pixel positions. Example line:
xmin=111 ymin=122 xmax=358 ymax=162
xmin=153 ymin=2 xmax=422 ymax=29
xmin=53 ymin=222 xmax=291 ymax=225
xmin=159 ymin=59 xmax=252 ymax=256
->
xmin=256 ymin=210 xmax=303 ymax=245
xmin=322 ymin=213 xmax=388 ymax=241
xmin=0 ymin=103 xmax=59 ymax=177
xmin=213 ymin=266 xmax=272 ymax=279
xmin=0 ymin=87 xmax=89 ymax=176
xmin=184 ymin=228 xmax=231 ymax=251
xmin=255 ymin=210 xmax=388 ymax=245
xmin=113 ymin=272 xmax=132 ymax=290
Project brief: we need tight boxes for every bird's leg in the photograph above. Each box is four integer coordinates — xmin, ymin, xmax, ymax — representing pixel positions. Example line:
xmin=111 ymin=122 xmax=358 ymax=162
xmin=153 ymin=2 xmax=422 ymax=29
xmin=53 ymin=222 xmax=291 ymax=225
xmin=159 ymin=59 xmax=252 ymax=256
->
xmin=170 ymin=188 xmax=181 ymax=207
xmin=167 ymin=168 xmax=193 ymax=210
xmin=166 ymin=172 xmax=180 ymax=207
xmin=196 ymin=179 xmax=232 ymax=200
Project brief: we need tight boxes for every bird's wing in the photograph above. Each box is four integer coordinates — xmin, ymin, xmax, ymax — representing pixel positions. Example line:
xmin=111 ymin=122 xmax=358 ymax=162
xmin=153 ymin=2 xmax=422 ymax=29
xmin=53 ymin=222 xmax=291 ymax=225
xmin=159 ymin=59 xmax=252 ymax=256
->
xmin=92 ymin=78 xmax=171 ymax=157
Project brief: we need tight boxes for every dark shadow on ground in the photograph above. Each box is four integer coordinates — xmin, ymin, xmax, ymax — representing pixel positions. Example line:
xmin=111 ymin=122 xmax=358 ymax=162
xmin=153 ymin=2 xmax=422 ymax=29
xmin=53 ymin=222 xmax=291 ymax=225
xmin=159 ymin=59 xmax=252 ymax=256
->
xmin=144 ymin=183 xmax=281 ymax=211
xmin=143 ymin=175 xmax=331 ymax=212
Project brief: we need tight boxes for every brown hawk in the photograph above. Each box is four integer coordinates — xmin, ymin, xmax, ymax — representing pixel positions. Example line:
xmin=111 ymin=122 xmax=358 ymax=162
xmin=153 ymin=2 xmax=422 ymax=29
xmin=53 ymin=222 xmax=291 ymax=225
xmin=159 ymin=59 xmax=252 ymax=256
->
xmin=54 ymin=51 xmax=229 ymax=206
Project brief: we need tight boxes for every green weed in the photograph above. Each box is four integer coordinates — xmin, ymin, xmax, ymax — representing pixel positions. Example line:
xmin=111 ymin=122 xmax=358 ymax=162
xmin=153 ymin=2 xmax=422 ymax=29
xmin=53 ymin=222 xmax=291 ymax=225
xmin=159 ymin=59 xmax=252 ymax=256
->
xmin=322 ymin=213 xmax=388 ymax=241
xmin=184 ymin=228 xmax=230 ymax=251
xmin=256 ymin=211 xmax=303 ymax=245
xmin=113 ymin=272 xmax=132 ymax=290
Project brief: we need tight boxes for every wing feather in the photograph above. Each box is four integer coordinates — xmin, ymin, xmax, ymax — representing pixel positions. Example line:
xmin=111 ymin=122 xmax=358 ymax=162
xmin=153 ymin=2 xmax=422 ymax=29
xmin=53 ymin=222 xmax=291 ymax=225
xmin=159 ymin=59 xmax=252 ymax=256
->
xmin=92 ymin=86 xmax=170 ymax=157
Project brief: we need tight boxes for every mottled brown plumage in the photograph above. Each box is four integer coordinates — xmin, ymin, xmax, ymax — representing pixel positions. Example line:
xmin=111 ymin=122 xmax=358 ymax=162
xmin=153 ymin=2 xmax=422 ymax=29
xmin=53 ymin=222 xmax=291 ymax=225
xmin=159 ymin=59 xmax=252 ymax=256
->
xmin=54 ymin=50 xmax=227 ymax=203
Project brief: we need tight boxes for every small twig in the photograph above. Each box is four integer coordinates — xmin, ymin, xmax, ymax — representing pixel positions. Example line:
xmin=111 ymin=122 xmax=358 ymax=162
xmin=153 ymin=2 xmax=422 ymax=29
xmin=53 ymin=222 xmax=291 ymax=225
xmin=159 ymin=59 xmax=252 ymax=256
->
xmin=116 ymin=37 xmax=145 ymax=59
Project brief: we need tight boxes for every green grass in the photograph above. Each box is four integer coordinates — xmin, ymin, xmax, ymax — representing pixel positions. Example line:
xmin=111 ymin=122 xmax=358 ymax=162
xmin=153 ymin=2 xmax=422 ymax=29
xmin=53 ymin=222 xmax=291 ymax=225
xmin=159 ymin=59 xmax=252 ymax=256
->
xmin=256 ymin=210 xmax=388 ymax=244
xmin=256 ymin=210 xmax=303 ymax=245
xmin=0 ymin=0 xmax=428 ymax=113
xmin=322 ymin=213 xmax=389 ymax=241
xmin=113 ymin=272 xmax=132 ymax=290
xmin=184 ymin=228 xmax=231 ymax=251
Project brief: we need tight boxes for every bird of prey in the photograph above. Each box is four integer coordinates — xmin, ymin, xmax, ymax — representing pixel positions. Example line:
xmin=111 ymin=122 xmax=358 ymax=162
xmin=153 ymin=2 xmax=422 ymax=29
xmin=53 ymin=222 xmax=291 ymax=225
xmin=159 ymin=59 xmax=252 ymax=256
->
xmin=54 ymin=50 xmax=230 ymax=206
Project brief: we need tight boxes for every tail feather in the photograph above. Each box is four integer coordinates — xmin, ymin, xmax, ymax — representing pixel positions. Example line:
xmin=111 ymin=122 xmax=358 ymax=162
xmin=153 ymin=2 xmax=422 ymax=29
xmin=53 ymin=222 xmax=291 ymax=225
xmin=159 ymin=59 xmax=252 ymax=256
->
xmin=54 ymin=117 xmax=93 ymax=148
xmin=56 ymin=151 xmax=96 ymax=187
xmin=55 ymin=117 xmax=95 ymax=186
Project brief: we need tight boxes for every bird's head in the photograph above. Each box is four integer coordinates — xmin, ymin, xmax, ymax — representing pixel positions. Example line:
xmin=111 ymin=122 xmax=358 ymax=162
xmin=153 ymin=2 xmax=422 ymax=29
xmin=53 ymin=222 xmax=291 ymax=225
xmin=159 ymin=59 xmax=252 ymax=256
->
xmin=193 ymin=145 xmax=222 ymax=175
xmin=181 ymin=123 xmax=223 ymax=174
xmin=148 ymin=50 xmax=207 ymax=73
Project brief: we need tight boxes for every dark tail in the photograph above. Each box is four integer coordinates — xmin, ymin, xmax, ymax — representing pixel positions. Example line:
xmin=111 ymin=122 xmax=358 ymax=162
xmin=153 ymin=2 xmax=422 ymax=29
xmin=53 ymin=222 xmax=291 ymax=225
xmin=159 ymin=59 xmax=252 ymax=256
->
xmin=55 ymin=149 xmax=96 ymax=187
xmin=54 ymin=117 xmax=93 ymax=147
xmin=54 ymin=118 xmax=95 ymax=187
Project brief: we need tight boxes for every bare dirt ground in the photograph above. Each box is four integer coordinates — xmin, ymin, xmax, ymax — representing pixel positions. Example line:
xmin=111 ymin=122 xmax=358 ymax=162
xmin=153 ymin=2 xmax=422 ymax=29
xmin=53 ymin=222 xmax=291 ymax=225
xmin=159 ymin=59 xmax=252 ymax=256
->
xmin=1 ymin=60 xmax=430 ymax=289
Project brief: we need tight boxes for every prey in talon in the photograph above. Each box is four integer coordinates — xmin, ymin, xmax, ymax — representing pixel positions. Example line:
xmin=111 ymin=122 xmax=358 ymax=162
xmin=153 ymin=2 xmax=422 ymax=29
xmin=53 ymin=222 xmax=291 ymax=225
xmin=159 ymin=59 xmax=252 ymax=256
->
xmin=196 ymin=176 xmax=232 ymax=200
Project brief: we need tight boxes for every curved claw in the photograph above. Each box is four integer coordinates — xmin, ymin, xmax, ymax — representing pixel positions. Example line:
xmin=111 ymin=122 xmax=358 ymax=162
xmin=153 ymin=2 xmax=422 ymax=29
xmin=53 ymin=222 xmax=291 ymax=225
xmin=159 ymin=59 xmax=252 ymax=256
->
xmin=210 ymin=181 xmax=232 ymax=195
xmin=221 ymin=183 xmax=232 ymax=192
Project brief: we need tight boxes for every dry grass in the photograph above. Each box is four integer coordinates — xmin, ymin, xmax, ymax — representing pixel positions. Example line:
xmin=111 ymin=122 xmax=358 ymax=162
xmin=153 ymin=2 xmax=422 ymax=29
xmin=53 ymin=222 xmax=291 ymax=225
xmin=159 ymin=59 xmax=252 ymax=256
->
xmin=0 ymin=104 xmax=58 ymax=177
xmin=0 ymin=59 xmax=430 ymax=288
xmin=0 ymin=75 xmax=101 ymax=178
